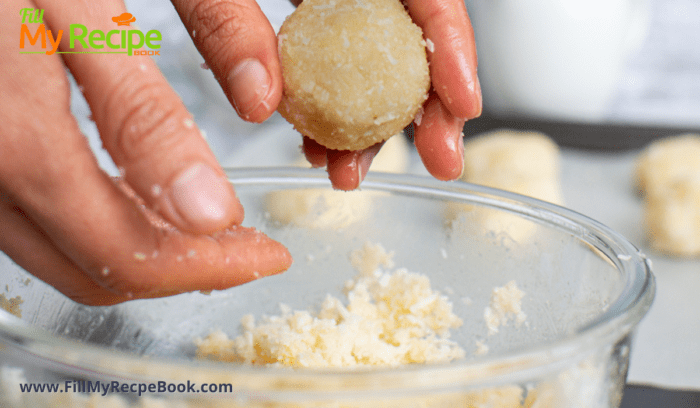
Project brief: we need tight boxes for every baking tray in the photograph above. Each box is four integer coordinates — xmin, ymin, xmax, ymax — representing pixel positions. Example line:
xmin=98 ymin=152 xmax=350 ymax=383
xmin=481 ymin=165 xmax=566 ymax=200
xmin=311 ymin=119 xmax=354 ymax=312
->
xmin=462 ymin=114 xmax=700 ymax=151
xmin=621 ymin=384 xmax=700 ymax=407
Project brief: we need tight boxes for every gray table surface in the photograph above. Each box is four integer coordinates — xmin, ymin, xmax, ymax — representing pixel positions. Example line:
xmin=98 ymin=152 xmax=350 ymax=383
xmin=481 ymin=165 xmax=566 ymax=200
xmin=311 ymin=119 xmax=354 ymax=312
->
xmin=560 ymin=150 xmax=700 ymax=390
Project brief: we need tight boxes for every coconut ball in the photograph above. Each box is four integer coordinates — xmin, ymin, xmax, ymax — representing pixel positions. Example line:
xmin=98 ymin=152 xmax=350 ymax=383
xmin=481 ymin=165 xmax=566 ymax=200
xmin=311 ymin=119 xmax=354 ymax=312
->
xmin=277 ymin=0 xmax=430 ymax=151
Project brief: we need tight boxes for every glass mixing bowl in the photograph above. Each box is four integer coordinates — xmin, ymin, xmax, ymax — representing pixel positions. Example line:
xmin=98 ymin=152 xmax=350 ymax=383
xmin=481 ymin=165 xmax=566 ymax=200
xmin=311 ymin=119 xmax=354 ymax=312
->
xmin=0 ymin=168 xmax=655 ymax=408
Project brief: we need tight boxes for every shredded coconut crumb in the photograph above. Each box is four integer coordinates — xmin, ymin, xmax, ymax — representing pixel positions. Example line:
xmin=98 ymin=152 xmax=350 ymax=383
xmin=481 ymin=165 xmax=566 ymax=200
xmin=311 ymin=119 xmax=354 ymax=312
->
xmin=277 ymin=34 xmax=287 ymax=56
xmin=350 ymin=241 xmax=394 ymax=276
xmin=150 ymin=184 xmax=162 ymax=197
xmin=425 ymin=38 xmax=435 ymax=53
xmin=440 ymin=248 xmax=448 ymax=259
xmin=196 ymin=242 xmax=465 ymax=368
xmin=414 ymin=106 xmax=424 ymax=126
xmin=484 ymin=281 xmax=527 ymax=335
xmin=475 ymin=340 xmax=489 ymax=355
xmin=342 ymin=30 xmax=350 ymax=48
xmin=0 ymin=294 xmax=23 ymax=318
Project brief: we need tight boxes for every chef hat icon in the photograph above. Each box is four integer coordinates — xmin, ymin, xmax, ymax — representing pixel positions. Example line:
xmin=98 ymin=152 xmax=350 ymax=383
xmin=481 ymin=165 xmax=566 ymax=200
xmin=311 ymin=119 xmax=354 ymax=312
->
xmin=112 ymin=13 xmax=136 ymax=26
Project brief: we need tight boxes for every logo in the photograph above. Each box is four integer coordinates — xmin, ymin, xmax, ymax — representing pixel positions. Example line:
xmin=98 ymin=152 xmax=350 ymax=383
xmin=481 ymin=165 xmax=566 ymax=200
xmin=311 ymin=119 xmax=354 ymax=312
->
xmin=112 ymin=13 xmax=136 ymax=27
xmin=19 ymin=8 xmax=161 ymax=56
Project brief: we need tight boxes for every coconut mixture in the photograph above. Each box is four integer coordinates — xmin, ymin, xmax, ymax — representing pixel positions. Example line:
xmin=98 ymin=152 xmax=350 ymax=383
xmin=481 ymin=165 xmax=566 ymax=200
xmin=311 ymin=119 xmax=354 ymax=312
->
xmin=196 ymin=242 xmax=466 ymax=367
xmin=0 ymin=294 xmax=23 ymax=318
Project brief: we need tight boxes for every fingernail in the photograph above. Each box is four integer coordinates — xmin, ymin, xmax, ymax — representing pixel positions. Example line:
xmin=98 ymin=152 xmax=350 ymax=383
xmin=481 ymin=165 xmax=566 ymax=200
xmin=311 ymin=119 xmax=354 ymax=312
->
xmin=359 ymin=144 xmax=382 ymax=181
xmin=168 ymin=164 xmax=241 ymax=232
xmin=357 ymin=156 xmax=372 ymax=188
xmin=328 ymin=151 xmax=363 ymax=191
xmin=228 ymin=59 xmax=271 ymax=118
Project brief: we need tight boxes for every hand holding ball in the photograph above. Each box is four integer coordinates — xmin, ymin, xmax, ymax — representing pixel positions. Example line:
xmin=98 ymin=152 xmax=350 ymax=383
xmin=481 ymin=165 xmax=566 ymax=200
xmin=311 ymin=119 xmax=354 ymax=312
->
xmin=277 ymin=0 xmax=430 ymax=151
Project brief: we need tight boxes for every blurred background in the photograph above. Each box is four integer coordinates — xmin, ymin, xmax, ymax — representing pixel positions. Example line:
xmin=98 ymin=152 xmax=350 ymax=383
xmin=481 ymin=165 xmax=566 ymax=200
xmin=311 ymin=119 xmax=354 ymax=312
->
xmin=67 ymin=0 xmax=699 ymax=405
xmin=76 ymin=0 xmax=700 ymax=174
xmin=462 ymin=0 xmax=700 ymax=150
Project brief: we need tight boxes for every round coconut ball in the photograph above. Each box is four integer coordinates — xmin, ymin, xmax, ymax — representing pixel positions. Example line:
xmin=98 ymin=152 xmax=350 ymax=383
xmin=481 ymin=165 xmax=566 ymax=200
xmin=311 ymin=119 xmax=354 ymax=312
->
xmin=277 ymin=0 xmax=430 ymax=151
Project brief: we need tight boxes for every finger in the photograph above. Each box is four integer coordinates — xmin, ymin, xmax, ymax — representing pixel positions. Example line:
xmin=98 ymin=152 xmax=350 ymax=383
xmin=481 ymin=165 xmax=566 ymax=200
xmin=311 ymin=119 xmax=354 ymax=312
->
xmin=326 ymin=143 xmax=383 ymax=191
xmin=405 ymin=0 xmax=482 ymax=119
xmin=0 ymin=187 xmax=291 ymax=305
xmin=414 ymin=92 xmax=465 ymax=180
xmin=171 ymin=0 xmax=283 ymax=123
xmin=0 ymin=195 xmax=131 ymax=306
xmin=302 ymin=136 xmax=328 ymax=168
xmin=35 ymin=0 xmax=243 ymax=235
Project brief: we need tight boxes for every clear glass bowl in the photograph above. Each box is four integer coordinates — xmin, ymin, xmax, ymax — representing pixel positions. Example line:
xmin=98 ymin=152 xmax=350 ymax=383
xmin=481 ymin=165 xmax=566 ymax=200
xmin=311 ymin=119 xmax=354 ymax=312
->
xmin=0 ymin=168 xmax=655 ymax=407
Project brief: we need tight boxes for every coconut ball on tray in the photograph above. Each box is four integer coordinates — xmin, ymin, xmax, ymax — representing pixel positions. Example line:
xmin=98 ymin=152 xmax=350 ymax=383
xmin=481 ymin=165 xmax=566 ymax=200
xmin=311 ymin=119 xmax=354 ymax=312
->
xmin=277 ymin=0 xmax=430 ymax=151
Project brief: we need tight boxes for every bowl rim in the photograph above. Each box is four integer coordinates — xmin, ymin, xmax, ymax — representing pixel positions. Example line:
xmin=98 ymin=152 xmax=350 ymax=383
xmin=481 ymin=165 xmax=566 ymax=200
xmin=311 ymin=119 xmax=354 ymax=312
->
xmin=0 ymin=167 xmax=655 ymax=397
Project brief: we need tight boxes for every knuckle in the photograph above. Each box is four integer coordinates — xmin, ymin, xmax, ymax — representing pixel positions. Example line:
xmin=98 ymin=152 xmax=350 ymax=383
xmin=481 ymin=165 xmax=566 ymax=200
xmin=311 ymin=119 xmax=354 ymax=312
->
xmin=103 ymin=75 xmax=185 ymax=165
xmin=189 ymin=0 xmax=255 ymax=62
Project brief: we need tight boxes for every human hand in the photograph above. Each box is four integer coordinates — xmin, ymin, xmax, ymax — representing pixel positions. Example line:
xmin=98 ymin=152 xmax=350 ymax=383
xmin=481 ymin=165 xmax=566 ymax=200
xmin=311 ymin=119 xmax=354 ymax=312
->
xmin=176 ymin=0 xmax=479 ymax=190
xmin=296 ymin=0 xmax=482 ymax=190
xmin=0 ymin=0 xmax=292 ymax=306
